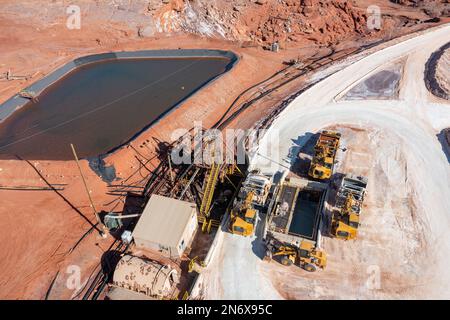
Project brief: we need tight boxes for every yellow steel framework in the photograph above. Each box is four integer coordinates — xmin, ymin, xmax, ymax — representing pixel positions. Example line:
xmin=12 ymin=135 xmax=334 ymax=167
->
xmin=198 ymin=158 xmax=244 ymax=234
xmin=198 ymin=215 xmax=220 ymax=233
xmin=199 ymin=162 xmax=221 ymax=217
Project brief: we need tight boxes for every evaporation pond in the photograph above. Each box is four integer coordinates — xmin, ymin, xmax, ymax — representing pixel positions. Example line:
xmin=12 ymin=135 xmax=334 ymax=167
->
xmin=0 ymin=57 xmax=232 ymax=160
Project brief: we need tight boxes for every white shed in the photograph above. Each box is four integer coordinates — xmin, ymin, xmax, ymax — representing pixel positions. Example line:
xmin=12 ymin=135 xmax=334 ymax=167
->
xmin=132 ymin=194 xmax=198 ymax=258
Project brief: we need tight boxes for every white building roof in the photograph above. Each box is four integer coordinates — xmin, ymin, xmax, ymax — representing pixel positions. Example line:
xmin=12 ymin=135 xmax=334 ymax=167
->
xmin=132 ymin=194 xmax=197 ymax=248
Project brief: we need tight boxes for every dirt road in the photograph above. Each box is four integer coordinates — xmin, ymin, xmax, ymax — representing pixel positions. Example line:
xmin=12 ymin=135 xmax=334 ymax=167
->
xmin=203 ymin=24 xmax=450 ymax=299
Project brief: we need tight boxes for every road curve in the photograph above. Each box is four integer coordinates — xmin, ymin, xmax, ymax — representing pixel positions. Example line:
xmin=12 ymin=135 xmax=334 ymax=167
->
xmin=204 ymin=24 xmax=450 ymax=299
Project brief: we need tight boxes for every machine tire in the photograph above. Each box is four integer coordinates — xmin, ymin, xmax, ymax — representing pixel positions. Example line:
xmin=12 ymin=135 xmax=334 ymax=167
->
xmin=281 ymin=256 xmax=293 ymax=266
xmin=304 ymin=263 xmax=317 ymax=272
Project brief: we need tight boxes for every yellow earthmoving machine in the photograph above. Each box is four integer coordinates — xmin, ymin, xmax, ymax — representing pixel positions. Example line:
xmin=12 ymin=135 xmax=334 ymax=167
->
xmin=308 ymin=131 xmax=341 ymax=180
xmin=264 ymin=238 xmax=327 ymax=272
xmin=240 ymin=172 xmax=272 ymax=206
xmin=332 ymin=193 xmax=360 ymax=240
xmin=230 ymin=191 xmax=257 ymax=237
xmin=331 ymin=175 xmax=368 ymax=240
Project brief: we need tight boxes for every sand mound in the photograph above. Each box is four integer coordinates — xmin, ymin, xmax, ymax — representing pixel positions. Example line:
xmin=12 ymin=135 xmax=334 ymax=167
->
xmin=435 ymin=48 xmax=450 ymax=98
xmin=425 ymin=43 xmax=450 ymax=100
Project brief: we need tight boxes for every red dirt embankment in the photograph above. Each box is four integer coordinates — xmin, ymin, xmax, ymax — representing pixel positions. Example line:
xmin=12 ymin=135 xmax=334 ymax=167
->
xmin=0 ymin=0 xmax=448 ymax=299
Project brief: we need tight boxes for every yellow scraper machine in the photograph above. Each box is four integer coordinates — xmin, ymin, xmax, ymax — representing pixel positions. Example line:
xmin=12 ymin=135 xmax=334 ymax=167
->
xmin=239 ymin=172 xmax=272 ymax=206
xmin=331 ymin=174 xmax=368 ymax=240
xmin=265 ymin=238 xmax=326 ymax=272
xmin=263 ymin=177 xmax=328 ymax=272
xmin=229 ymin=191 xmax=257 ymax=237
xmin=230 ymin=172 xmax=272 ymax=237
xmin=308 ymin=130 xmax=341 ymax=180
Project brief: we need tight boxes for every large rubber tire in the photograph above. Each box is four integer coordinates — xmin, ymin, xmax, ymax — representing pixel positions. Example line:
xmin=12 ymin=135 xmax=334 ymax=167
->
xmin=281 ymin=257 xmax=293 ymax=266
xmin=304 ymin=263 xmax=317 ymax=272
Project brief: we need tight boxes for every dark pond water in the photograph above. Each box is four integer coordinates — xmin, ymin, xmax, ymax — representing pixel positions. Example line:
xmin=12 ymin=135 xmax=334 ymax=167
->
xmin=0 ymin=57 xmax=232 ymax=160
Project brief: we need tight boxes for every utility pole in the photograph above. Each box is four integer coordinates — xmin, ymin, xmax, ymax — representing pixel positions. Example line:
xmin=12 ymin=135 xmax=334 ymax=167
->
xmin=168 ymin=154 xmax=174 ymax=183
xmin=70 ymin=143 xmax=106 ymax=238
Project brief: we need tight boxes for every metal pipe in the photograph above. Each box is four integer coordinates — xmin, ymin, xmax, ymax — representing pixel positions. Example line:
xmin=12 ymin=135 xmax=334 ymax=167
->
xmin=179 ymin=167 xmax=200 ymax=200
xmin=104 ymin=213 xmax=141 ymax=219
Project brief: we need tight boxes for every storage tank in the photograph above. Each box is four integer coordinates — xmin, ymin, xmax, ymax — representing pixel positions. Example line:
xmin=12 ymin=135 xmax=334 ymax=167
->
xmin=112 ymin=255 xmax=178 ymax=299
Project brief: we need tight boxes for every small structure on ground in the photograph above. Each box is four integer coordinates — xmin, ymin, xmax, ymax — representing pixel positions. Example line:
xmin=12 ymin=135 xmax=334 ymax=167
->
xmin=132 ymin=194 xmax=198 ymax=258
xmin=110 ymin=254 xmax=178 ymax=299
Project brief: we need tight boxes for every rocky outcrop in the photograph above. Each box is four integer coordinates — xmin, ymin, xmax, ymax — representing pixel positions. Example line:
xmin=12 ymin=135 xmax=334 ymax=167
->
xmin=390 ymin=0 xmax=449 ymax=18
xmin=435 ymin=49 xmax=450 ymax=99
xmin=152 ymin=0 xmax=374 ymax=47
xmin=150 ymin=0 xmax=447 ymax=47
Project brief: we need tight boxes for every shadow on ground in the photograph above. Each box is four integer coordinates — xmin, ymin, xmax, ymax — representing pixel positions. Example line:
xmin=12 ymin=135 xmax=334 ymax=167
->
xmin=288 ymin=132 xmax=318 ymax=177
xmin=437 ymin=129 xmax=450 ymax=164
xmin=101 ymin=249 xmax=123 ymax=275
